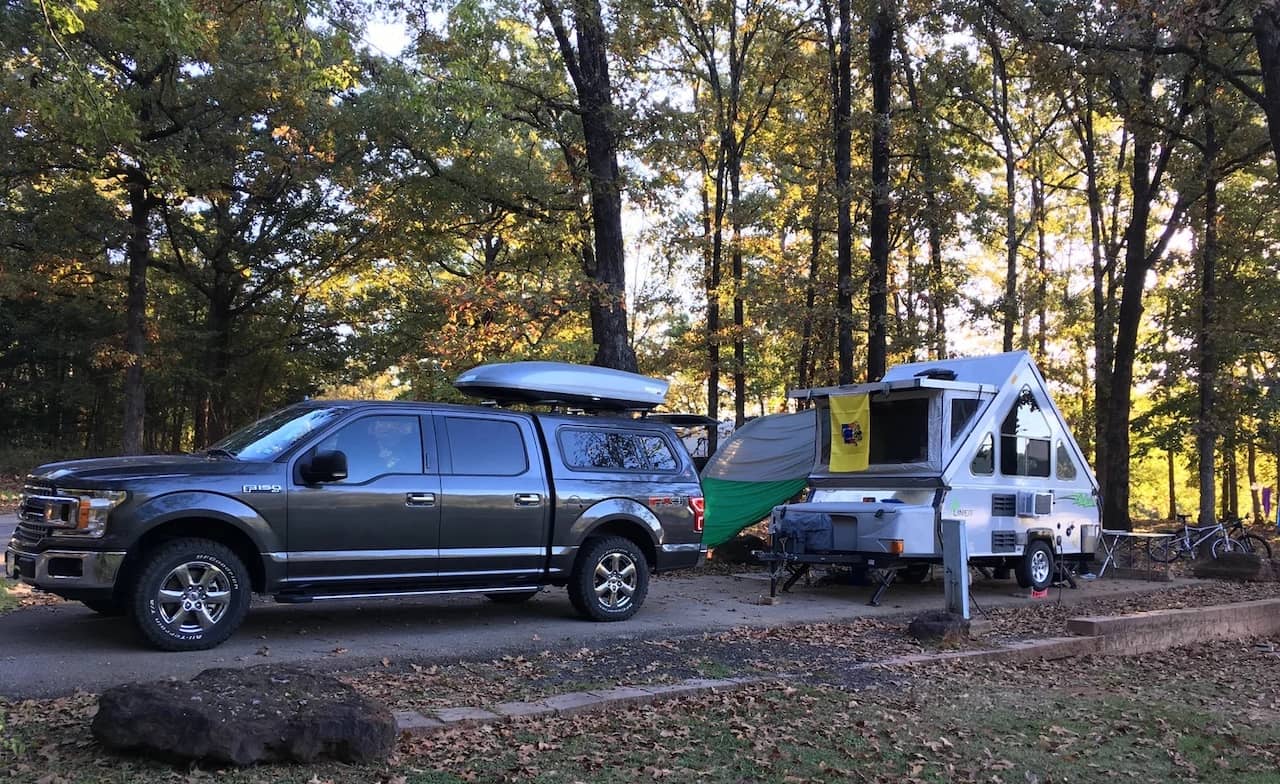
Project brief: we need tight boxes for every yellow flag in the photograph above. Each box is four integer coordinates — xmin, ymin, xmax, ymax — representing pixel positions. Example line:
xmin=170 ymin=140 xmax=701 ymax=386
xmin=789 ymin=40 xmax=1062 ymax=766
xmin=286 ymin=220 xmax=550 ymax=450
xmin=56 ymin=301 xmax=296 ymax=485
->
xmin=829 ymin=393 xmax=870 ymax=472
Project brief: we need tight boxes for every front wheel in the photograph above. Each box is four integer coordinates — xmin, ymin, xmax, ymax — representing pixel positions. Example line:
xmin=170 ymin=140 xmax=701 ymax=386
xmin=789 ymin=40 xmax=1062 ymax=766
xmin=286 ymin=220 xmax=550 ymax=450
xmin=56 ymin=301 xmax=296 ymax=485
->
xmin=1016 ymin=541 xmax=1055 ymax=591
xmin=568 ymin=537 xmax=650 ymax=622
xmin=130 ymin=538 xmax=251 ymax=651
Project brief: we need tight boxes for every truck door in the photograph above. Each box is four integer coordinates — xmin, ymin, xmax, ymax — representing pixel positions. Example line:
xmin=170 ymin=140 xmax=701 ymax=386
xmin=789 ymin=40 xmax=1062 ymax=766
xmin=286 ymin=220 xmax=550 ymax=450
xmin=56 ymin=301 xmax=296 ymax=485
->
xmin=434 ymin=413 xmax=550 ymax=586
xmin=286 ymin=413 xmax=440 ymax=586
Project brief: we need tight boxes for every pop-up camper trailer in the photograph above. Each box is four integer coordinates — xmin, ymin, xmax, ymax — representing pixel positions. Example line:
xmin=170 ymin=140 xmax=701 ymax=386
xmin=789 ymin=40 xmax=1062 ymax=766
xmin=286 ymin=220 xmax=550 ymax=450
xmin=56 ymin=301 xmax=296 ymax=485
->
xmin=769 ymin=351 xmax=1100 ymax=594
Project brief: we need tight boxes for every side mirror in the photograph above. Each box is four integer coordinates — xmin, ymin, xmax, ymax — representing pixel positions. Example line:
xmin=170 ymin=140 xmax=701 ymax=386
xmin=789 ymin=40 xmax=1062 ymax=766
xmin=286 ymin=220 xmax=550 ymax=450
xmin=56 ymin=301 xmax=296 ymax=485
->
xmin=301 ymin=450 xmax=348 ymax=484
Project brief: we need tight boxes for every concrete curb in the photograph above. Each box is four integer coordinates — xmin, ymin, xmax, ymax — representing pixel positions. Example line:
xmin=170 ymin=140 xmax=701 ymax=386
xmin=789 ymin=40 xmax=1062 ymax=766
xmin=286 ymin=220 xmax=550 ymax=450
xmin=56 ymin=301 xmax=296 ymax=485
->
xmin=395 ymin=676 xmax=771 ymax=737
xmin=1065 ymin=597 xmax=1280 ymax=654
xmin=393 ymin=598 xmax=1280 ymax=737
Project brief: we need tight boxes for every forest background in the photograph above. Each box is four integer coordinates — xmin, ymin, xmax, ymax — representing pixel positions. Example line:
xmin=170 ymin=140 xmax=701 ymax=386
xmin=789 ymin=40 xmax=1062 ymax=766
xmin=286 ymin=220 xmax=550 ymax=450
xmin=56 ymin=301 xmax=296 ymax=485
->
xmin=3 ymin=0 xmax=1280 ymax=529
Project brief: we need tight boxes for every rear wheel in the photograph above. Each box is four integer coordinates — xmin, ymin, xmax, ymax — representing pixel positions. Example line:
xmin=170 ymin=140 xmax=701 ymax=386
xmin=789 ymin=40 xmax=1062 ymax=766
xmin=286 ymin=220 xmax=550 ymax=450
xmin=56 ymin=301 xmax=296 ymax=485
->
xmin=568 ymin=537 xmax=649 ymax=622
xmin=1016 ymin=541 xmax=1054 ymax=591
xmin=1239 ymin=534 xmax=1272 ymax=560
xmin=130 ymin=538 xmax=251 ymax=651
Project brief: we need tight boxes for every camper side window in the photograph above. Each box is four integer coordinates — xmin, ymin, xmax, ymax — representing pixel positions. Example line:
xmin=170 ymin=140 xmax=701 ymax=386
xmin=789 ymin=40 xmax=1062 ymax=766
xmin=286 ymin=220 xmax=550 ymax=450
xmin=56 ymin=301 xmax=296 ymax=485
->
xmin=1056 ymin=441 xmax=1078 ymax=480
xmin=951 ymin=398 xmax=981 ymax=442
xmin=999 ymin=386 xmax=1052 ymax=478
xmin=970 ymin=433 xmax=994 ymax=475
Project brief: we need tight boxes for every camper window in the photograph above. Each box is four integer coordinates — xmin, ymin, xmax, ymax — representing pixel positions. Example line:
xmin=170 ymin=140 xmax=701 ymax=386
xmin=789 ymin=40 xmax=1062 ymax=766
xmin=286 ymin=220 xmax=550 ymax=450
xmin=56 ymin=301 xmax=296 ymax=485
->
xmin=999 ymin=386 xmax=1052 ymax=478
xmin=971 ymin=433 xmax=994 ymax=475
xmin=950 ymin=398 xmax=981 ymax=442
xmin=870 ymin=397 xmax=930 ymax=463
xmin=1056 ymin=441 xmax=1078 ymax=480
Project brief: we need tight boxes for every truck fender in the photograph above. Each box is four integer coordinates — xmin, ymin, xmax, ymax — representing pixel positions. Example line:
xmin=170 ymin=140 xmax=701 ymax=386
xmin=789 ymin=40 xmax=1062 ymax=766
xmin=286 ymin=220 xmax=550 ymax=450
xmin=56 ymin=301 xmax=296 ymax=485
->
xmin=131 ymin=491 xmax=282 ymax=554
xmin=569 ymin=498 xmax=664 ymax=548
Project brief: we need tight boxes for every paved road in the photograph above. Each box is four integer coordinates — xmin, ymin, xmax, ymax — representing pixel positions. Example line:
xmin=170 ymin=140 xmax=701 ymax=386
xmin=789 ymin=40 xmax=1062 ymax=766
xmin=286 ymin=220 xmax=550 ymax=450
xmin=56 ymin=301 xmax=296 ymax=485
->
xmin=0 ymin=571 xmax=1179 ymax=699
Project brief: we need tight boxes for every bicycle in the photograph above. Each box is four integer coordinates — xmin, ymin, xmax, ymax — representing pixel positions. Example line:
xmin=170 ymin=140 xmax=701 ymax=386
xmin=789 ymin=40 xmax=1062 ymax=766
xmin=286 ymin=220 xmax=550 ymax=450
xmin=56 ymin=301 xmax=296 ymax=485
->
xmin=1223 ymin=516 xmax=1273 ymax=559
xmin=1148 ymin=518 xmax=1243 ymax=563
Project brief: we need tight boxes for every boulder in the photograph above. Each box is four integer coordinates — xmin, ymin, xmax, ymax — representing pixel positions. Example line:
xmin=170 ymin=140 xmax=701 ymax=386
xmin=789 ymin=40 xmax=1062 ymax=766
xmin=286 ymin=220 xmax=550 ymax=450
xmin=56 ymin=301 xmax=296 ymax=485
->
xmin=1191 ymin=552 xmax=1274 ymax=582
xmin=92 ymin=666 xmax=396 ymax=766
xmin=907 ymin=610 xmax=970 ymax=645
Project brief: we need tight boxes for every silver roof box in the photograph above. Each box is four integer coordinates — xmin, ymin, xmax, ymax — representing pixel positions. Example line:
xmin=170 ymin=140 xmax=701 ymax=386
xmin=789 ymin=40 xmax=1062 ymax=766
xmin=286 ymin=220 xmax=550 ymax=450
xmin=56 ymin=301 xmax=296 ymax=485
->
xmin=454 ymin=361 xmax=669 ymax=411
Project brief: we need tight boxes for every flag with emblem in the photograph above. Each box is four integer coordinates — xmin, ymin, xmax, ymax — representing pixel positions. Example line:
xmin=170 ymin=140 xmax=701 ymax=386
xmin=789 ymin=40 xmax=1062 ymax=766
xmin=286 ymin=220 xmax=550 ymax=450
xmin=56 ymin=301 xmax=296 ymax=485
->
xmin=829 ymin=393 xmax=870 ymax=472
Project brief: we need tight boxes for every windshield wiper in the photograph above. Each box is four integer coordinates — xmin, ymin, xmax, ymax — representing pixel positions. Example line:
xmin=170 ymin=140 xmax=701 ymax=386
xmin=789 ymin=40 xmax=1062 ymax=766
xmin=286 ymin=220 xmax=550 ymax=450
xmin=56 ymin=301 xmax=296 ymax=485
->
xmin=203 ymin=448 xmax=238 ymax=460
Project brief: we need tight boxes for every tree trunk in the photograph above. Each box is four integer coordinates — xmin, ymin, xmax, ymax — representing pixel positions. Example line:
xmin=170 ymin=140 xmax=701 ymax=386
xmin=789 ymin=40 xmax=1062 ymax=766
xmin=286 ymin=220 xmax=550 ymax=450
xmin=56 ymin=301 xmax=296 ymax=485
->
xmin=797 ymin=195 xmax=823 ymax=397
xmin=703 ymin=179 xmax=723 ymax=455
xmin=1197 ymin=105 xmax=1219 ymax=527
xmin=1248 ymin=432 xmax=1262 ymax=522
xmin=730 ymin=156 xmax=746 ymax=426
xmin=121 ymin=175 xmax=151 ymax=456
xmin=835 ymin=0 xmax=854 ymax=385
xmin=1254 ymin=6 xmax=1280 ymax=182
xmin=866 ymin=0 xmax=893 ymax=382
xmin=542 ymin=0 xmax=636 ymax=372
xmin=1032 ymin=167 xmax=1048 ymax=358
xmin=1167 ymin=448 xmax=1177 ymax=522
xmin=989 ymin=39 xmax=1017 ymax=354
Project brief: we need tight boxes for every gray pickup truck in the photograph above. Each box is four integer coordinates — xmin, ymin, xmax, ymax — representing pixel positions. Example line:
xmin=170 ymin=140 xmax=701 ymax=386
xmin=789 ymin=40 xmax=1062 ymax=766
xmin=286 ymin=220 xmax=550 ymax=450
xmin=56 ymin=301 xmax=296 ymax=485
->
xmin=5 ymin=401 xmax=706 ymax=650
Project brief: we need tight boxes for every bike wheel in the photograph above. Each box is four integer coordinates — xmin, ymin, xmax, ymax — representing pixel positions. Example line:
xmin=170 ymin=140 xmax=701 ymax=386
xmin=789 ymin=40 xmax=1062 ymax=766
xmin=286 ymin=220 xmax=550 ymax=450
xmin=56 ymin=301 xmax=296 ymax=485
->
xmin=1147 ymin=536 xmax=1182 ymax=563
xmin=1240 ymin=534 xmax=1272 ymax=560
xmin=1211 ymin=536 xmax=1244 ymax=559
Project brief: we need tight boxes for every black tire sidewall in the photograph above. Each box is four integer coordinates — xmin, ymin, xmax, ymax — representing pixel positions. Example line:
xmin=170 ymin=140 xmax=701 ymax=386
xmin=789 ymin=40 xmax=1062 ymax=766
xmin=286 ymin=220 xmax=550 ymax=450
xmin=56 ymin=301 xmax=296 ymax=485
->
xmin=132 ymin=540 xmax=250 ymax=651
xmin=570 ymin=537 xmax=649 ymax=622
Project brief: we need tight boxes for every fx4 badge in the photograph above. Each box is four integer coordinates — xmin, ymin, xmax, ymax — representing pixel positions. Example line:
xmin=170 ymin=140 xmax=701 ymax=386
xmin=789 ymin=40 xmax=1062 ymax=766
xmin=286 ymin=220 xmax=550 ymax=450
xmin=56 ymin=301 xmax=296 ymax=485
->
xmin=243 ymin=484 xmax=283 ymax=494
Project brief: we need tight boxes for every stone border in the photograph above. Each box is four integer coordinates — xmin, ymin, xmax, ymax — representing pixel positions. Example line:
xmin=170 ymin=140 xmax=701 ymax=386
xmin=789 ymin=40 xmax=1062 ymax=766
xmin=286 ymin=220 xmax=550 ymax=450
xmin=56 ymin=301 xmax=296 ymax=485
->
xmin=395 ymin=677 xmax=770 ymax=736
xmin=394 ymin=598 xmax=1280 ymax=736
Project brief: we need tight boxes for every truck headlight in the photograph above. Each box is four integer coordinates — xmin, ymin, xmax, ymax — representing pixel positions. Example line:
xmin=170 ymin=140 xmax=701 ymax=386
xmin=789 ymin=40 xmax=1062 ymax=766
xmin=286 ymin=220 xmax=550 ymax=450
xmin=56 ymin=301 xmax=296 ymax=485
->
xmin=63 ymin=489 xmax=128 ymax=537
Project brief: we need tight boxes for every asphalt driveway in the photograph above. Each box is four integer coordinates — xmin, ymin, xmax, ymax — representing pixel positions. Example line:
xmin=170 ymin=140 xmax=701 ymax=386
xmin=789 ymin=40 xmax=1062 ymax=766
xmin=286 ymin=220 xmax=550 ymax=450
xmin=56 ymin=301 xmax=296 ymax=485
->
xmin=1 ymin=550 xmax=1181 ymax=700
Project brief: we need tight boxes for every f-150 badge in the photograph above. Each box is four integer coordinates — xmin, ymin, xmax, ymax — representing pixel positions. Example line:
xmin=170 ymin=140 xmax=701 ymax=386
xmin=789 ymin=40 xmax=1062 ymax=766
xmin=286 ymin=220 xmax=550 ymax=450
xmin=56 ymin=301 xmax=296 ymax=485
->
xmin=243 ymin=484 xmax=283 ymax=494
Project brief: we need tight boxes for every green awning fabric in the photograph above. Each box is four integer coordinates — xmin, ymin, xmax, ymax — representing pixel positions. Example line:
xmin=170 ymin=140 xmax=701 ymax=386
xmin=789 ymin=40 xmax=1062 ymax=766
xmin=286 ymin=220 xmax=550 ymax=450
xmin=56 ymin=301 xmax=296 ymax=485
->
xmin=701 ymin=476 xmax=808 ymax=548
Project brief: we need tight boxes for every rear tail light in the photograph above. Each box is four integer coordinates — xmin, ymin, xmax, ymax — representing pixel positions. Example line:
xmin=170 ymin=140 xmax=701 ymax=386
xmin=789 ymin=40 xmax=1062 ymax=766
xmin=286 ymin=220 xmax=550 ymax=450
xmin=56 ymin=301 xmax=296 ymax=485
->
xmin=689 ymin=497 xmax=705 ymax=533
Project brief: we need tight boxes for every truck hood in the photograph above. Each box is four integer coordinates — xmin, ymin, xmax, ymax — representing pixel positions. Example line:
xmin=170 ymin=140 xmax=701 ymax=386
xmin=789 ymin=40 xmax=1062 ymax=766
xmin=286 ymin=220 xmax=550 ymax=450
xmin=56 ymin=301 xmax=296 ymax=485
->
xmin=29 ymin=455 xmax=274 ymax=486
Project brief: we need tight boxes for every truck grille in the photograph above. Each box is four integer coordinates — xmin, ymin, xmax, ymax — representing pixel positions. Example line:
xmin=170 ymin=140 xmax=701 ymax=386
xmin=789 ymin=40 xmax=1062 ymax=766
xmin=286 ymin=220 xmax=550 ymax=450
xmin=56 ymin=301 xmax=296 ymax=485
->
xmin=14 ymin=481 xmax=77 ymax=545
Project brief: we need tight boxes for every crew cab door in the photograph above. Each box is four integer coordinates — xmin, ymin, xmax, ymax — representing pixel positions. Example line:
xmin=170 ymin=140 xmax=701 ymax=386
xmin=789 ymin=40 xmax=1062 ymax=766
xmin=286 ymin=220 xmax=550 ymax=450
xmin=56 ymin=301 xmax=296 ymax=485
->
xmin=434 ymin=413 xmax=550 ymax=586
xmin=285 ymin=413 xmax=440 ymax=587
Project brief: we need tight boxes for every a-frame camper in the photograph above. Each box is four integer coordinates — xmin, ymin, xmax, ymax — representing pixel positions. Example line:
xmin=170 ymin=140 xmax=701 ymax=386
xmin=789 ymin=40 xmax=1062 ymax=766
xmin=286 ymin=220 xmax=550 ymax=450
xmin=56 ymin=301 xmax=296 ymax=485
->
xmin=773 ymin=351 xmax=1100 ymax=591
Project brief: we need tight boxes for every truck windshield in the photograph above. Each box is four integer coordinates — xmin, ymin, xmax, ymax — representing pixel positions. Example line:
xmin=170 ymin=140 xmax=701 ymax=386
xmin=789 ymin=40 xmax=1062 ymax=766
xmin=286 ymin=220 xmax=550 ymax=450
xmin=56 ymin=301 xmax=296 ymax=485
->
xmin=208 ymin=406 xmax=347 ymax=461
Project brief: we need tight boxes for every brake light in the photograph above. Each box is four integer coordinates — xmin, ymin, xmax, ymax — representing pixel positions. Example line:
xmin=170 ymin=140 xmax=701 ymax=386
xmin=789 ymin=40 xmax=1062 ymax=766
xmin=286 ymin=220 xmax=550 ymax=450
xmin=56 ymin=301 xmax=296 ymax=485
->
xmin=689 ymin=496 xmax=705 ymax=533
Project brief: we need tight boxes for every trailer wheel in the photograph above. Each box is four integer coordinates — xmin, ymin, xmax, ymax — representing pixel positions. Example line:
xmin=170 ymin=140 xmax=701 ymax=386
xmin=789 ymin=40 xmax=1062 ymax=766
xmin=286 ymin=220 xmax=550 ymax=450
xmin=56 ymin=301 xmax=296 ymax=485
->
xmin=1016 ymin=540 xmax=1054 ymax=591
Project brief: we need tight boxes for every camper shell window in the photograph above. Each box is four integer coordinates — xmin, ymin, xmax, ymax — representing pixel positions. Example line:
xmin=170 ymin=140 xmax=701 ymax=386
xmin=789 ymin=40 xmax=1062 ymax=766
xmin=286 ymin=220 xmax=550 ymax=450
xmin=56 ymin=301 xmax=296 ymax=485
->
xmin=950 ymin=398 xmax=981 ymax=443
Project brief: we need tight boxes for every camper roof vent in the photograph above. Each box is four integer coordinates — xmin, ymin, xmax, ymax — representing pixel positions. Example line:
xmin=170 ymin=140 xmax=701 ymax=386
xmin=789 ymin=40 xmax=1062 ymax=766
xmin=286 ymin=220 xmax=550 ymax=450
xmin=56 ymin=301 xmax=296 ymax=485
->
xmin=914 ymin=368 xmax=958 ymax=381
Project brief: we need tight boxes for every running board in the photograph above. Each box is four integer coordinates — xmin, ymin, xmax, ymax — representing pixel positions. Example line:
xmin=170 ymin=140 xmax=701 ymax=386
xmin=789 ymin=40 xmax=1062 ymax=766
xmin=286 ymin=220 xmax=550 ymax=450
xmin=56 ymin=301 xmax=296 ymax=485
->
xmin=273 ymin=585 xmax=543 ymax=603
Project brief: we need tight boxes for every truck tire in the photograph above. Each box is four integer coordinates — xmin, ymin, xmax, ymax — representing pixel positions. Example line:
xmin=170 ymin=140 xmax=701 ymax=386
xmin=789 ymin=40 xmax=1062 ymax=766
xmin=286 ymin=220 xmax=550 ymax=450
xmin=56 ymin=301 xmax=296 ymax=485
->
xmin=130 ymin=538 xmax=251 ymax=651
xmin=1016 ymin=540 xmax=1054 ymax=591
xmin=568 ymin=536 xmax=649 ymax=622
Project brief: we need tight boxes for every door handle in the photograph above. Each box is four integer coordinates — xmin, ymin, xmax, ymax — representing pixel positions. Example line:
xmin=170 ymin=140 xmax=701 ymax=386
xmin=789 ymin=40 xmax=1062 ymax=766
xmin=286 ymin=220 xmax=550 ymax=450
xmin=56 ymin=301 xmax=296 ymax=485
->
xmin=514 ymin=493 xmax=542 ymax=507
xmin=406 ymin=492 xmax=436 ymax=507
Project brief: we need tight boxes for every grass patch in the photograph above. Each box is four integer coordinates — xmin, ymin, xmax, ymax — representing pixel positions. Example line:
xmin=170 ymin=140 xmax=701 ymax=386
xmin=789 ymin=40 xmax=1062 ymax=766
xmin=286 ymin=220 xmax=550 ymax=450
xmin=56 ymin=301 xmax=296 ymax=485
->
xmin=3 ymin=637 xmax=1278 ymax=782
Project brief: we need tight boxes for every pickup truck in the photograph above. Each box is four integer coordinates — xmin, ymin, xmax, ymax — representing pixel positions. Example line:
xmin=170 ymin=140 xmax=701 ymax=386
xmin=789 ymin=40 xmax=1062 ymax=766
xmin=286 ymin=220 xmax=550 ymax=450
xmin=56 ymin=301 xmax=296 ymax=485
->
xmin=5 ymin=400 xmax=706 ymax=650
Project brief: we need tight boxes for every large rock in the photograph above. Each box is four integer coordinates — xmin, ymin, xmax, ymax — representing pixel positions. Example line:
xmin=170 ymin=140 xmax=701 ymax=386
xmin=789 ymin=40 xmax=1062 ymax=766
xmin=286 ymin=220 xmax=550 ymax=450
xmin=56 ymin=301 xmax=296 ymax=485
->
xmin=1192 ymin=552 xmax=1275 ymax=582
xmin=907 ymin=610 xmax=970 ymax=645
xmin=92 ymin=666 xmax=396 ymax=766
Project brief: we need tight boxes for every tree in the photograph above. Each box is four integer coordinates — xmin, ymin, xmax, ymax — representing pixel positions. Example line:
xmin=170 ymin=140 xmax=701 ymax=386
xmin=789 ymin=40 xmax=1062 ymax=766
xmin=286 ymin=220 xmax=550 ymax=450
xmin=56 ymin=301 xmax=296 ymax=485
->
xmin=539 ymin=0 xmax=638 ymax=371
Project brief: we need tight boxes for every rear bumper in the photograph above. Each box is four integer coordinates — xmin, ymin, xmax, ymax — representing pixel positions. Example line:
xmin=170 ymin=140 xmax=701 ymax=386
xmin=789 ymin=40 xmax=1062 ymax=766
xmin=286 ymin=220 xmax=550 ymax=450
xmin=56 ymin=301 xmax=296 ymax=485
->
xmin=656 ymin=542 xmax=705 ymax=572
xmin=5 ymin=543 xmax=126 ymax=594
